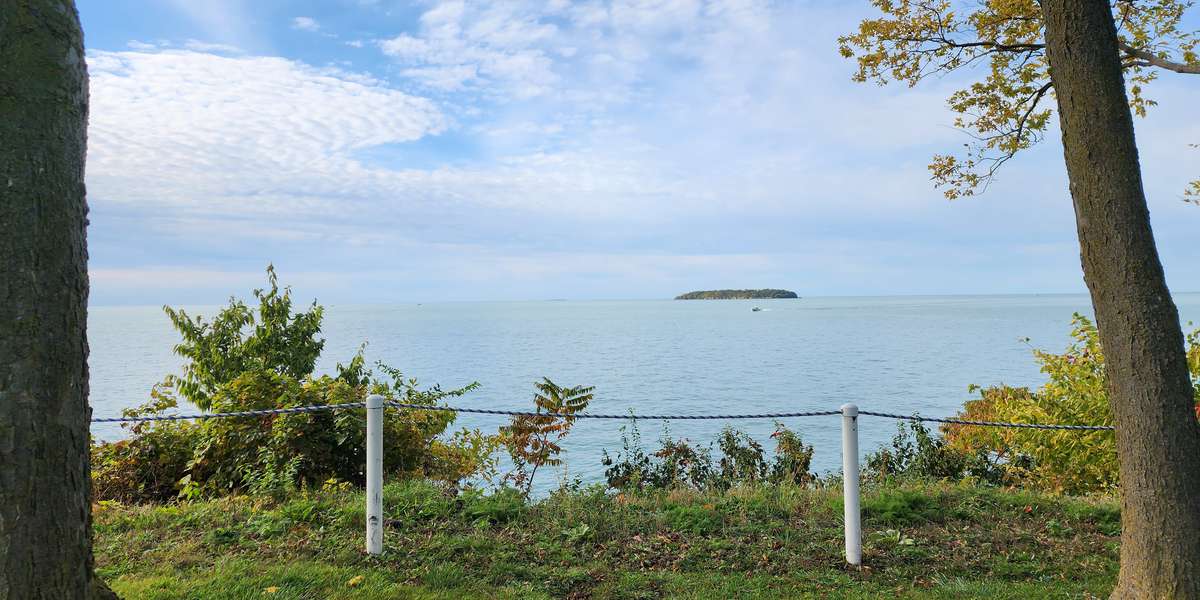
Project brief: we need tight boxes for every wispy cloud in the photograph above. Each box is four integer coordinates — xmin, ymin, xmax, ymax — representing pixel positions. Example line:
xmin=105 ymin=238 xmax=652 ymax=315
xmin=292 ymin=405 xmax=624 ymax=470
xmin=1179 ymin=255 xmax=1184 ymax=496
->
xmin=182 ymin=39 xmax=243 ymax=54
xmin=81 ymin=0 xmax=1200 ymax=304
xmin=87 ymin=49 xmax=446 ymax=222
xmin=291 ymin=16 xmax=320 ymax=32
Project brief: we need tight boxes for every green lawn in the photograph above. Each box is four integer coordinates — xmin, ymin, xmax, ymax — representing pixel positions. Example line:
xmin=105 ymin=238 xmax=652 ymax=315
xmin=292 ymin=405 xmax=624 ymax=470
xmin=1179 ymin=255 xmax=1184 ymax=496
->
xmin=94 ymin=480 xmax=1119 ymax=599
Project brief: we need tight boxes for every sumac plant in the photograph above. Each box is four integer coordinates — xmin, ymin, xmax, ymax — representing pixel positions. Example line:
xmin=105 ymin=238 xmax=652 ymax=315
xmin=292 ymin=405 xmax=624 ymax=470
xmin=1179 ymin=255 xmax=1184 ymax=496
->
xmin=501 ymin=378 xmax=594 ymax=495
xmin=163 ymin=264 xmax=324 ymax=410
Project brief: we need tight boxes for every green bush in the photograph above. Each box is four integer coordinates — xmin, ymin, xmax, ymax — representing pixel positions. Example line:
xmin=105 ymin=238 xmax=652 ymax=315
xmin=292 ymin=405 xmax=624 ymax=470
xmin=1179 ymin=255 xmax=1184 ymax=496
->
xmin=863 ymin=420 xmax=1008 ymax=485
xmin=91 ymin=267 xmax=499 ymax=503
xmin=768 ymin=425 xmax=816 ymax=485
xmin=945 ymin=314 xmax=1200 ymax=494
xmin=91 ymin=389 xmax=197 ymax=503
xmin=93 ymin=366 xmax=494 ymax=502
xmin=163 ymin=264 xmax=324 ymax=411
xmin=602 ymin=422 xmax=816 ymax=492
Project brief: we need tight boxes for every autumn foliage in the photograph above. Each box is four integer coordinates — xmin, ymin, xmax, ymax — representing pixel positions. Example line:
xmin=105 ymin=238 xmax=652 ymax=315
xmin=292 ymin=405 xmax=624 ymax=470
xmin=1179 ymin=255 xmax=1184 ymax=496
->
xmin=839 ymin=0 xmax=1199 ymax=199
xmin=944 ymin=314 xmax=1200 ymax=494
xmin=500 ymin=378 xmax=594 ymax=494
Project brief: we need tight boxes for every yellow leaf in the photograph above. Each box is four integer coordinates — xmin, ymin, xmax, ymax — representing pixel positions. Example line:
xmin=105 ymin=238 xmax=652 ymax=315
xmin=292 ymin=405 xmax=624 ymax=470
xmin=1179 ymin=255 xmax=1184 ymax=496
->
xmin=264 ymin=587 xmax=279 ymax=594
xmin=347 ymin=575 xmax=365 ymax=587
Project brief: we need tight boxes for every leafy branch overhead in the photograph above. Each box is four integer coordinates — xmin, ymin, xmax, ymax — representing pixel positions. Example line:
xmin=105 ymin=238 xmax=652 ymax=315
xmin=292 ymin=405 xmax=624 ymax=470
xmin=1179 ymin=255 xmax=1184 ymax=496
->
xmin=839 ymin=0 xmax=1199 ymax=199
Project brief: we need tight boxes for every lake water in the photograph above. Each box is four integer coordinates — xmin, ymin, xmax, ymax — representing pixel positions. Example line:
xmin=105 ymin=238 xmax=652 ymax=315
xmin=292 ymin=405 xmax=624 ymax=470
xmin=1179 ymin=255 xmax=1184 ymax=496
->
xmin=89 ymin=294 xmax=1200 ymax=487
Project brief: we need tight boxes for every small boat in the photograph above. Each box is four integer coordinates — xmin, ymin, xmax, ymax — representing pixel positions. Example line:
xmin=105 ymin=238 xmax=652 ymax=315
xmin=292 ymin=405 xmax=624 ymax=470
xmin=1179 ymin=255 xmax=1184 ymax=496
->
xmin=751 ymin=306 xmax=762 ymax=312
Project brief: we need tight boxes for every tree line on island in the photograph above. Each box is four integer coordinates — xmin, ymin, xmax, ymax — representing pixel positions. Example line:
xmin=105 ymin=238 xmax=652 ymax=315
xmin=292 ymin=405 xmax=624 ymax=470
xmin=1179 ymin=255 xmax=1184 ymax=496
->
xmin=675 ymin=289 xmax=799 ymax=300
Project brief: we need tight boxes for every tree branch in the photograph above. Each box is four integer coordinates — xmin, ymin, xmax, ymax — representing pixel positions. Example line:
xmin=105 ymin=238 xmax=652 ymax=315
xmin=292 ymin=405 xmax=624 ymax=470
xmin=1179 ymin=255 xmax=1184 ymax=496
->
xmin=898 ymin=36 xmax=1045 ymax=52
xmin=1118 ymin=41 xmax=1200 ymax=75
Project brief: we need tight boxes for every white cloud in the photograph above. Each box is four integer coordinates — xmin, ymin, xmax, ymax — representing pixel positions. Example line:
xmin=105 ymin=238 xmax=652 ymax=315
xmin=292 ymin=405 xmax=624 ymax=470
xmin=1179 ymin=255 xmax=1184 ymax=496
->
xmin=85 ymin=48 xmax=728 ymax=228
xmin=84 ymin=2 xmax=1200 ymax=303
xmin=87 ymin=49 xmax=447 ymax=223
xmin=292 ymin=16 xmax=320 ymax=32
xmin=88 ymin=3 xmax=1014 ymax=232
xmin=182 ymin=39 xmax=243 ymax=54
xmin=378 ymin=34 xmax=429 ymax=60
xmin=400 ymin=64 xmax=479 ymax=90
xmin=378 ymin=2 xmax=560 ymax=98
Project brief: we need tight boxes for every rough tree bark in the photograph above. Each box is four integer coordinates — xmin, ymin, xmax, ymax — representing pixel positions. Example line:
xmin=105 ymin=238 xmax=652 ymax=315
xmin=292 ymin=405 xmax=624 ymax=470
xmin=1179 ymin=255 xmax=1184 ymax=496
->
xmin=1041 ymin=1 xmax=1200 ymax=598
xmin=0 ymin=1 xmax=116 ymax=598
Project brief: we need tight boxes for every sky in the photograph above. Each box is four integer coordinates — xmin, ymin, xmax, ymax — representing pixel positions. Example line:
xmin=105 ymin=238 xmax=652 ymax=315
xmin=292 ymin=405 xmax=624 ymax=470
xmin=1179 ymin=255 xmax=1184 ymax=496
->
xmin=77 ymin=0 xmax=1199 ymax=305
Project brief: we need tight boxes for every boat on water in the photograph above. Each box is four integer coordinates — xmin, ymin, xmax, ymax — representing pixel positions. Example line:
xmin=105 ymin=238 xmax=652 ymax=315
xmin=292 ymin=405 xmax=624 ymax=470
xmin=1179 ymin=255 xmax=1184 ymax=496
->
xmin=751 ymin=307 xmax=762 ymax=312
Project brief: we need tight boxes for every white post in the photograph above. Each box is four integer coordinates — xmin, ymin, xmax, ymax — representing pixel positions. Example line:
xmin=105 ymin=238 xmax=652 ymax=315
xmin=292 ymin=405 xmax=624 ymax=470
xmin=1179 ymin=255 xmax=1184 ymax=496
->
xmin=365 ymin=394 xmax=384 ymax=556
xmin=841 ymin=403 xmax=862 ymax=567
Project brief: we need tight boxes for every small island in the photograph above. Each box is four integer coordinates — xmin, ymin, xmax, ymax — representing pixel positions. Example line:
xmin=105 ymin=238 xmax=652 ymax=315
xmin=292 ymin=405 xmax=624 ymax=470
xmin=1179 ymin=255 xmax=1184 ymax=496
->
xmin=674 ymin=289 xmax=799 ymax=300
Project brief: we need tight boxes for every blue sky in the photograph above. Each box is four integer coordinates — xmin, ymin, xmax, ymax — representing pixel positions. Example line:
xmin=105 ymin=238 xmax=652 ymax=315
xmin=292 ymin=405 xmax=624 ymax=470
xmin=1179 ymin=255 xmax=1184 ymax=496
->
xmin=77 ymin=0 xmax=1199 ymax=305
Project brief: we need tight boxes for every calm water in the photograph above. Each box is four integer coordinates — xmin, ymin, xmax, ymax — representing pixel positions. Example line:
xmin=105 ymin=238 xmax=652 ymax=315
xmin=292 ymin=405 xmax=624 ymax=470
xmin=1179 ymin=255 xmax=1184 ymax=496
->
xmin=89 ymin=294 xmax=1200 ymax=486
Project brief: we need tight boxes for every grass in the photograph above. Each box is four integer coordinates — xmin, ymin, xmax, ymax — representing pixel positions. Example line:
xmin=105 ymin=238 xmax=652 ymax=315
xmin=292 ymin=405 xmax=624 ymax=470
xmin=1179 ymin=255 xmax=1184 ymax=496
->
xmin=94 ymin=479 xmax=1120 ymax=599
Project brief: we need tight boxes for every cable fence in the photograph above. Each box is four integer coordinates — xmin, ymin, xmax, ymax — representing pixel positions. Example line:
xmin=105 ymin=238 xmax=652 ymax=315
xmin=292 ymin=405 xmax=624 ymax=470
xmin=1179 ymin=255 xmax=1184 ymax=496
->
xmin=90 ymin=397 xmax=1115 ymax=565
xmin=90 ymin=402 xmax=368 ymax=423
xmin=856 ymin=409 xmax=1115 ymax=431
xmin=92 ymin=401 xmax=1112 ymax=430
xmin=386 ymin=401 xmax=843 ymax=420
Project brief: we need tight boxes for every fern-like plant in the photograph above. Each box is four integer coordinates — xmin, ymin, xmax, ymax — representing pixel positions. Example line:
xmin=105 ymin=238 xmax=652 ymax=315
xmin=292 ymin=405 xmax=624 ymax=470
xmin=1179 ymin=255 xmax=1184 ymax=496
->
xmin=501 ymin=378 xmax=594 ymax=495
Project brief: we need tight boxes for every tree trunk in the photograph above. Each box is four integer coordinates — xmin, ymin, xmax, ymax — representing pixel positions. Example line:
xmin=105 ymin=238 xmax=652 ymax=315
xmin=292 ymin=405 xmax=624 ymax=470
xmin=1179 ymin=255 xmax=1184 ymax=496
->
xmin=0 ymin=2 xmax=115 ymax=598
xmin=1041 ymin=2 xmax=1200 ymax=598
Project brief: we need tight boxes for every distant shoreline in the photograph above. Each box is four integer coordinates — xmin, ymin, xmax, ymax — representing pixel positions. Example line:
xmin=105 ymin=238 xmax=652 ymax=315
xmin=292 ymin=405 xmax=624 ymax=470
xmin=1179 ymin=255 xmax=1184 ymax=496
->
xmin=85 ymin=291 xmax=1200 ymax=309
xmin=674 ymin=289 xmax=799 ymax=300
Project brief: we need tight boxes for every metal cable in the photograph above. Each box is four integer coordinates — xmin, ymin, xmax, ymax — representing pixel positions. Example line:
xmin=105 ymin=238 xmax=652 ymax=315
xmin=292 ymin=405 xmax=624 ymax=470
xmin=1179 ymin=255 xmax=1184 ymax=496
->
xmin=856 ymin=410 xmax=1115 ymax=431
xmin=90 ymin=402 xmax=368 ymax=423
xmin=89 ymin=402 xmax=1116 ymax=430
xmin=384 ymin=401 xmax=841 ymax=420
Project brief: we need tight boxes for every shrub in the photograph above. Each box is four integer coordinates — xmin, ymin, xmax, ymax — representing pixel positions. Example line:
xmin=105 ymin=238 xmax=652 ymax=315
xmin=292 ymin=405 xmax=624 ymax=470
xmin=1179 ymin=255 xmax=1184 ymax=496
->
xmin=768 ymin=424 xmax=816 ymax=485
xmin=91 ymin=388 xmax=197 ymax=503
xmin=602 ymin=422 xmax=817 ymax=492
xmin=863 ymin=420 xmax=1007 ymax=485
xmin=180 ymin=370 xmax=372 ymax=498
xmin=647 ymin=432 xmax=715 ymax=490
xmin=91 ymin=268 xmax=499 ymax=502
xmin=944 ymin=314 xmax=1200 ymax=494
xmin=713 ymin=428 xmax=768 ymax=488
xmin=94 ymin=366 xmax=492 ymax=502
xmin=163 ymin=265 xmax=324 ymax=410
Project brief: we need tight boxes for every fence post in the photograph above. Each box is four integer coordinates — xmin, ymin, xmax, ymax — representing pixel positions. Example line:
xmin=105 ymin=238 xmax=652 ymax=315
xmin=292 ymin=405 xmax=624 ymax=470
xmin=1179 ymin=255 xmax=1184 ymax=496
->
xmin=365 ymin=394 xmax=384 ymax=556
xmin=841 ymin=403 xmax=862 ymax=567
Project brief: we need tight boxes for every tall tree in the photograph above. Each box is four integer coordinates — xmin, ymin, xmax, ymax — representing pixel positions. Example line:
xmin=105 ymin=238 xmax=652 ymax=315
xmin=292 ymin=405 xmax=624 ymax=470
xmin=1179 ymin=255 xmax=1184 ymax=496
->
xmin=1042 ymin=3 xmax=1200 ymax=596
xmin=842 ymin=1 xmax=1200 ymax=595
xmin=0 ymin=2 xmax=116 ymax=598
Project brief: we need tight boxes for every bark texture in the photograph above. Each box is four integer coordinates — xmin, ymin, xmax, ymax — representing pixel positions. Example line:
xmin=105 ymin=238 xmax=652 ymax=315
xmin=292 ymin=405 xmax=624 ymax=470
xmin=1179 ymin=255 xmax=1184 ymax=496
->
xmin=1041 ymin=2 xmax=1200 ymax=598
xmin=0 ymin=2 xmax=115 ymax=598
